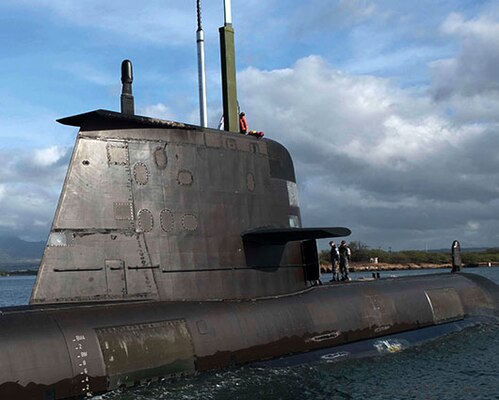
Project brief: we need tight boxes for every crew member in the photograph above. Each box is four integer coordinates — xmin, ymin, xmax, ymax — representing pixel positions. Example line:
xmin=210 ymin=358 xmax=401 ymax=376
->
xmin=339 ymin=240 xmax=351 ymax=281
xmin=239 ymin=112 xmax=248 ymax=134
xmin=329 ymin=241 xmax=340 ymax=282
xmin=451 ymin=240 xmax=462 ymax=273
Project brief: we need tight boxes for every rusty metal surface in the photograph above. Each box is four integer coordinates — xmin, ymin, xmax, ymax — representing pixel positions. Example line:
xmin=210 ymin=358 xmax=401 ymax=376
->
xmin=31 ymin=117 xmax=320 ymax=304
xmin=96 ymin=320 xmax=195 ymax=388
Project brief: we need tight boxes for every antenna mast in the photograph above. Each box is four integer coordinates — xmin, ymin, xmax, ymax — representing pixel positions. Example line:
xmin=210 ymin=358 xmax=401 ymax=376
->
xmin=197 ymin=0 xmax=208 ymax=127
xmin=223 ymin=0 xmax=232 ymax=24
xmin=219 ymin=0 xmax=238 ymax=132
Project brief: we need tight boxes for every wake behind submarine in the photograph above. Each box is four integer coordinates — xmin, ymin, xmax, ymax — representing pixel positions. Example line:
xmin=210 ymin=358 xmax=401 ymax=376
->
xmin=2 ymin=6 xmax=499 ymax=400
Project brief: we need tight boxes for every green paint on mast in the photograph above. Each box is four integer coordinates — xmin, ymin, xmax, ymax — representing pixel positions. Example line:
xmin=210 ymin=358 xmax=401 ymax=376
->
xmin=219 ymin=0 xmax=239 ymax=132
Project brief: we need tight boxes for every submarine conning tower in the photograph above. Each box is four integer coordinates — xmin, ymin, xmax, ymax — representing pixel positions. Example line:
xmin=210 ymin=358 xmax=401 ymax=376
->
xmin=30 ymin=64 xmax=349 ymax=304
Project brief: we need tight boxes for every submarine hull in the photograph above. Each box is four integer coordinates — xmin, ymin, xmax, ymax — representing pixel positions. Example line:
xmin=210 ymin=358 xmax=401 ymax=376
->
xmin=1 ymin=272 xmax=497 ymax=399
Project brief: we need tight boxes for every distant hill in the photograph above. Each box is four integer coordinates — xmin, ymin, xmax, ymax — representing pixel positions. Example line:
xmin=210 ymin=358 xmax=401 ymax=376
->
xmin=0 ymin=236 xmax=44 ymax=271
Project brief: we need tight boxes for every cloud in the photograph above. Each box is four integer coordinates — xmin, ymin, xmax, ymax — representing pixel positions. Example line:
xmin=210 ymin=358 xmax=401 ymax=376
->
xmin=33 ymin=146 xmax=68 ymax=167
xmin=241 ymin=56 xmax=458 ymax=168
xmin=239 ymin=55 xmax=499 ymax=249
xmin=138 ymin=103 xmax=176 ymax=120
xmin=441 ymin=12 xmax=499 ymax=39
xmin=0 ymin=146 xmax=71 ymax=183
xmin=431 ymin=13 xmax=499 ymax=101
xmin=0 ymin=146 xmax=70 ymax=240
xmin=0 ymin=182 xmax=59 ymax=240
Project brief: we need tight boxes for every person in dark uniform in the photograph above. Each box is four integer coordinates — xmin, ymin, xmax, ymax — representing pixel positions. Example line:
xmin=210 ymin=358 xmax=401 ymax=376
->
xmin=329 ymin=241 xmax=340 ymax=282
xmin=339 ymin=240 xmax=351 ymax=281
xmin=451 ymin=240 xmax=462 ymax=273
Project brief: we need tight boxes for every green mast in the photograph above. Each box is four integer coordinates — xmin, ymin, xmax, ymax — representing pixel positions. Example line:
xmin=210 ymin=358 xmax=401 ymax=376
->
xmin=219 ymin=0 xmax=239 ymax=132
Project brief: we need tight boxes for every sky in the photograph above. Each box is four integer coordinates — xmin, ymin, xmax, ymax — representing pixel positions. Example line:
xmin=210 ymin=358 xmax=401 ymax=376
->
xmin=1 ymin=0 xmax=499 ymax=251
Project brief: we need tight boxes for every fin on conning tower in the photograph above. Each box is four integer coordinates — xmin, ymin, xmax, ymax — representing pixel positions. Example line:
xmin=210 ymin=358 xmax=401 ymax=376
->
xmin=30 ymin=64 xmax=350 ymax=305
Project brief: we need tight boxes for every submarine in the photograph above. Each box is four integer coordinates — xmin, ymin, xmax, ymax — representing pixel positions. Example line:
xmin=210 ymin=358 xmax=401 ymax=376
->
xmin=1 ymin=3 xmax=499 ymax=400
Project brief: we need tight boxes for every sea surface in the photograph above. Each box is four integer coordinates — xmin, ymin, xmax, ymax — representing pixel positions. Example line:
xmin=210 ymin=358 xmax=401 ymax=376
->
xmin=1 ymin=268 xmax=498 ymax=400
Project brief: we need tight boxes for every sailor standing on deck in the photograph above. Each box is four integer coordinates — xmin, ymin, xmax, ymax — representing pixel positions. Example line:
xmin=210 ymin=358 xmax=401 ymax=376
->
xmin=239 ymin=112 xmax=248 ymax=134
xmin=339 ymin=240 xmax=351 ymax=281
xmin=329 ymin=241 xmax=340 ymax=282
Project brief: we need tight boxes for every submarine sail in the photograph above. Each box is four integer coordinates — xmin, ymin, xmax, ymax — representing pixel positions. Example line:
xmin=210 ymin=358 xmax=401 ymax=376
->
xmin=30 ymin=106 xmax=350 ymax=303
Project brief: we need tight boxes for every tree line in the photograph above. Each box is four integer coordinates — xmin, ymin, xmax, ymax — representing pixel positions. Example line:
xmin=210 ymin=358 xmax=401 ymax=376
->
xmin=319 ymin=241 xmax=499 ymax=266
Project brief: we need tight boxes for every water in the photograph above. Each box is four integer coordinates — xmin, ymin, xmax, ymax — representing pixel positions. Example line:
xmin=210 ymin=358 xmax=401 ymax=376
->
xmin=2 ymin=269 xmax=498 ymax=399
xmin=0 ymin=275 xmax=36 ymax=307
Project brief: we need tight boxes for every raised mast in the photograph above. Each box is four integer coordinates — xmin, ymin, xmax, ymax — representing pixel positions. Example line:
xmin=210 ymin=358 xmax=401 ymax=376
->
xmin=196 ymin=0 xmax=208 ymax=127
xmin=223 ymin=0 xmax=232 ymax=24
xmin=219 ymin=0 xmax=238 ymax=132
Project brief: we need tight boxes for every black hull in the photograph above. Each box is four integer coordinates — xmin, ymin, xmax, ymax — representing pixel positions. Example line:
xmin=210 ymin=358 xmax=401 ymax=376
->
xmin=1 ymin=273 xmax=497 ymax=399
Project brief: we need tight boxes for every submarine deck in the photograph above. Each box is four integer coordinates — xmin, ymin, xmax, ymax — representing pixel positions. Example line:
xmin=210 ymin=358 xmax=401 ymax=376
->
xmin=2 ymin=272 xmax=496 ymax=315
